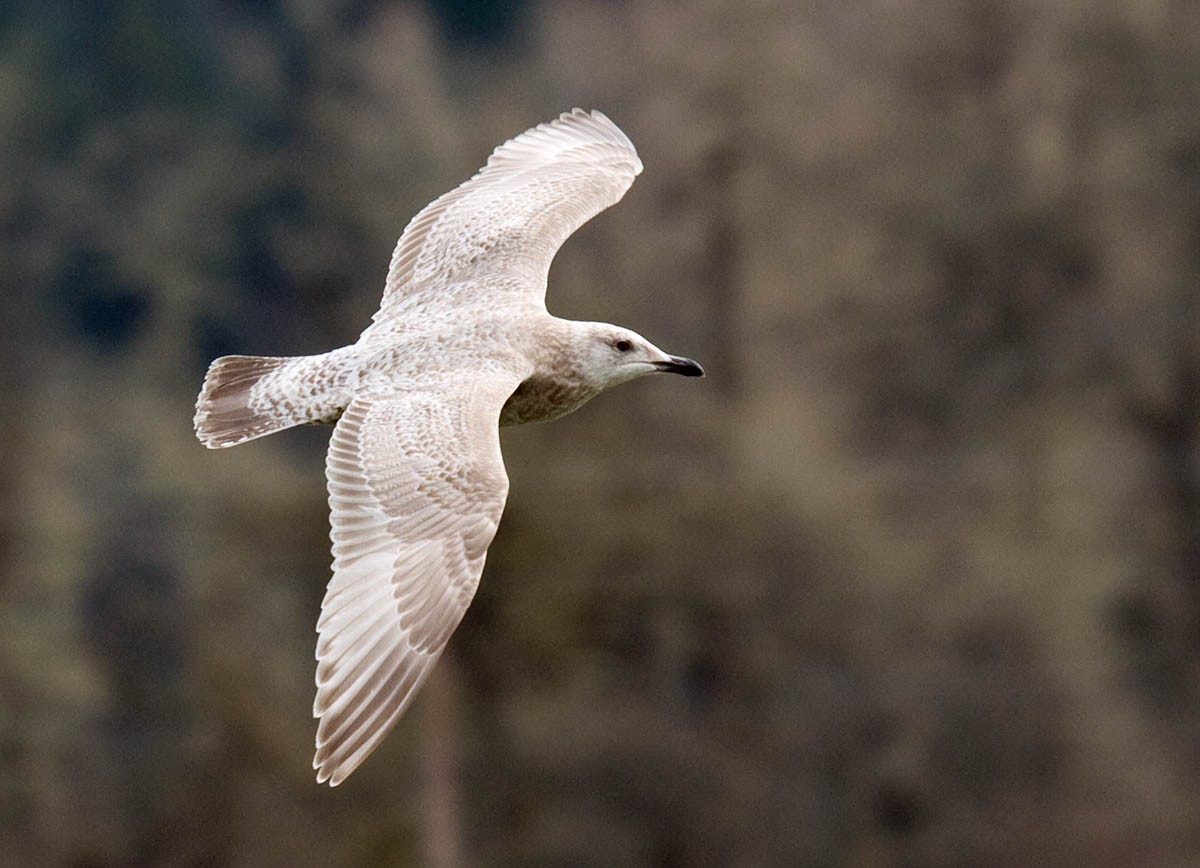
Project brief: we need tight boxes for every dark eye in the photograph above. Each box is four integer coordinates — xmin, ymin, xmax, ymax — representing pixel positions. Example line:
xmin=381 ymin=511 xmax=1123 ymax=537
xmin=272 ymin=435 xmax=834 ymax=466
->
xmin=614 ymin=338 xmax=632 ymax=353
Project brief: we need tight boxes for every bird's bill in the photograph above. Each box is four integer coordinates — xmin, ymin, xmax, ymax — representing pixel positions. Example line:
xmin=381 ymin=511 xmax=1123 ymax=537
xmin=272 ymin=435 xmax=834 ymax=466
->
xmin=654 ymin=356 xmax=705 ymax=377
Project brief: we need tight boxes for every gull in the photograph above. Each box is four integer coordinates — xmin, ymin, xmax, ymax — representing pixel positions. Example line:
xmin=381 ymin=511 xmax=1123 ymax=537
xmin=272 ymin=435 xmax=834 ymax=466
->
xmin=194 ymin=109 xmax=703 ymax=786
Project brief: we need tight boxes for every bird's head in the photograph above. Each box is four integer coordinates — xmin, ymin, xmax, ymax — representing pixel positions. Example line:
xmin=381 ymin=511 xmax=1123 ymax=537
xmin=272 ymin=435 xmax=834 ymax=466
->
xmin=573 ymin=322 xmax=705 ymax=391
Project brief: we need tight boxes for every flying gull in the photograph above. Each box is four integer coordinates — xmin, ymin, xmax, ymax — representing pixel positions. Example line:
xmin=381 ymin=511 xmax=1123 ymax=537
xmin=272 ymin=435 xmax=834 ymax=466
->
xmin=194 ymin=109 xmax=703 ymax=786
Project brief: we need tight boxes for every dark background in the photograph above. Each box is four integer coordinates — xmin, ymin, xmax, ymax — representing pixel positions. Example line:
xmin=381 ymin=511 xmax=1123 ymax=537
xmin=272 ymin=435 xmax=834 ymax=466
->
xmin=3 ymin=1 xmax=1200 ymax=866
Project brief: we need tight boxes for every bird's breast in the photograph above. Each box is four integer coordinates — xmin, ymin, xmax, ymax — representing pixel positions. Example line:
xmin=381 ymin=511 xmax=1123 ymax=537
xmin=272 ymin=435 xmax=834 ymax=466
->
xmin=499 ymin=374 xmax=598 ymax=426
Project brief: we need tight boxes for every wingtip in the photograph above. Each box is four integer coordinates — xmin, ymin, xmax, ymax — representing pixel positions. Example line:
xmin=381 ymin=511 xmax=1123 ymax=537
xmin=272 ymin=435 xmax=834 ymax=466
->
xmin=313 ymin=753 xmax=341 ymax=786
xmin=313 ymin=746 xmax=359 ymax=787
xmin=572 ymin=107 xmax=643 ymax=173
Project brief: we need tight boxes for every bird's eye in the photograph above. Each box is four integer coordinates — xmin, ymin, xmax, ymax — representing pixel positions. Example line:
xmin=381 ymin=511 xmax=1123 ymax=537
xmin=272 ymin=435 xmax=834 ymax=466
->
xmin=613 ymin=338 xmax=632 ymax=353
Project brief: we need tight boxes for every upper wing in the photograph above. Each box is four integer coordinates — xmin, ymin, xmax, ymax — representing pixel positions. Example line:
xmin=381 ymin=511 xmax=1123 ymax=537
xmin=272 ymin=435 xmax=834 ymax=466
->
xmin=312 ymin=372 xmax=520 ymax=785
xmin=363 ymin=109 xmax=642 ymax=335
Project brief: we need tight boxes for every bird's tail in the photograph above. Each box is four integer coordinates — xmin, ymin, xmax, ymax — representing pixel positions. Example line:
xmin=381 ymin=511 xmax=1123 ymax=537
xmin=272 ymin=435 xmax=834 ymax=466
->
xmin=194 ymin=352 xmax=347 ymax=449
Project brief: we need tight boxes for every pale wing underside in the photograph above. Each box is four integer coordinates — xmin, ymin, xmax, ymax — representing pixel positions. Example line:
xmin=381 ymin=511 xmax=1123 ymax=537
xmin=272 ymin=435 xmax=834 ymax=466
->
xmin=363 ymin=109 xmax=643 ymax=334
xmin=313 ymin=374 xmax=519 ymax=785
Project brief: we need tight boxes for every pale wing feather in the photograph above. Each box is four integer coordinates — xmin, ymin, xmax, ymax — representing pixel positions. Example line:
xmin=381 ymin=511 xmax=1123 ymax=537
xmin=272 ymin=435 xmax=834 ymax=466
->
xmin=362 ymin=109 xmax=642 ymax=335
xmin=313 ymin=375 xmax=518 ymax=786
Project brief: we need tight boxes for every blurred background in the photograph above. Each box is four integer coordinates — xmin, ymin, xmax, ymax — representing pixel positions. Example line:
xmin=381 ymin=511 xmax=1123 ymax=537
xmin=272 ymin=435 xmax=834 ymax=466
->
xmin=3 ymin=1 xmax=1200 ymax=866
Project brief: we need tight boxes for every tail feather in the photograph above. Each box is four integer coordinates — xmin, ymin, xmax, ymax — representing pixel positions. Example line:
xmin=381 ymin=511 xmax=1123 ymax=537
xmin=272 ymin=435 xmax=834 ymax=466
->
xmin=194 ymin=355 xmax=308 ymax=448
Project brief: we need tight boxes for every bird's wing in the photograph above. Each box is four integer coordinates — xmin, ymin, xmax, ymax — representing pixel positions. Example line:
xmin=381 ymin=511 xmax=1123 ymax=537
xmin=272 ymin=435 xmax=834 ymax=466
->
xmin=363 ymin=109 xmax=642 ymax=335
xmin=312 ymin=371 xmax=520 ymax=785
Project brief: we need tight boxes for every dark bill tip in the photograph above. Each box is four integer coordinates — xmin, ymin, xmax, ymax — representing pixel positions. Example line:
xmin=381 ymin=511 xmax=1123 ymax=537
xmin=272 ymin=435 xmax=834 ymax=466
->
xmin=655 ymin=356 xmax=705 ymax=378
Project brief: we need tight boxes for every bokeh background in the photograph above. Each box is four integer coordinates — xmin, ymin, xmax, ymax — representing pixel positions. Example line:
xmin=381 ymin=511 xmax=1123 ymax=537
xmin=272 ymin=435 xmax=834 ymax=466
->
xmin=4 ymin=1 xmax=1200 ymax=866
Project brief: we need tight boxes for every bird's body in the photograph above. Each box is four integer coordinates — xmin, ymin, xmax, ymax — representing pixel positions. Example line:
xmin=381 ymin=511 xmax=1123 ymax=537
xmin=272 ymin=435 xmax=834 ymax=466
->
xmin=194 ymin=109 xmax=702 ymax=786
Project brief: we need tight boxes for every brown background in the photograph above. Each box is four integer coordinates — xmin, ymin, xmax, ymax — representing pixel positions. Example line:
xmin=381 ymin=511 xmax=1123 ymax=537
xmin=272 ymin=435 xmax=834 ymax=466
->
xmin=2 ymin=1 xmax=1199 ymax=866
